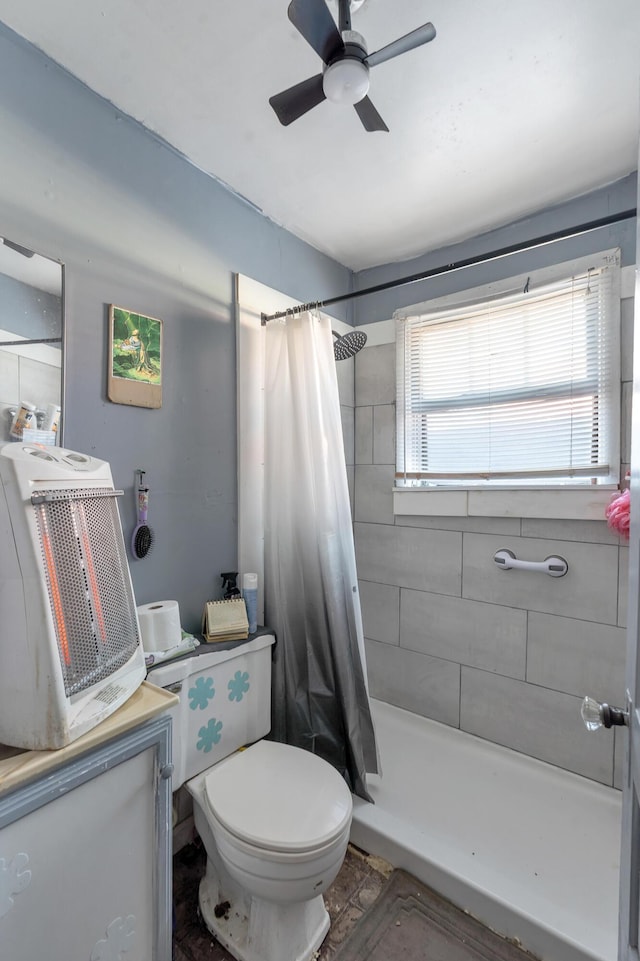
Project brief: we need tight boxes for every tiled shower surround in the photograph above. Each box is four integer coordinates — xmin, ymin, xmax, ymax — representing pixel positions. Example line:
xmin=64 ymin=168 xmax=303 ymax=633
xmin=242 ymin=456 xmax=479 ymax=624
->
xmin=340 ymin=294 xmax=634 ymax=790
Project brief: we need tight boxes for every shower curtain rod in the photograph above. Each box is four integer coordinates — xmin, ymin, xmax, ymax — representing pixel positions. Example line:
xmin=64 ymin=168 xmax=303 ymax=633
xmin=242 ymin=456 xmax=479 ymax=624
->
xmin=260 ymin=208 xmax=637 ymax=324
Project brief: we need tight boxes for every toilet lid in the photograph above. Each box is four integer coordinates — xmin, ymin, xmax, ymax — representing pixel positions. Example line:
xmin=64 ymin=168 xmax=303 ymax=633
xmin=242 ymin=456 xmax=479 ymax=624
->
xmin=204 ymin=740 xmax=353 ymax=854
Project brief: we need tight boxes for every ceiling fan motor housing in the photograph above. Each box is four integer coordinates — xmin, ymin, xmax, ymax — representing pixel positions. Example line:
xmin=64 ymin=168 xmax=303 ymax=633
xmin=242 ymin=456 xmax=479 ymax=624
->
xmin=339 ymin=30 xmax=367 ymax=54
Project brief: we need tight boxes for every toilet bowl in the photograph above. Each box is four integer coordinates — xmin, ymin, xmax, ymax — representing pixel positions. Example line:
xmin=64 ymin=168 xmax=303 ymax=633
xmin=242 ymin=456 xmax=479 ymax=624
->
xmin=188 ymin=739 xmax=352 ymax=961
xmin=189 ymin=739 xmax=352 ymax=896
xmin=146 ymin=634 xmax=354 ymax=961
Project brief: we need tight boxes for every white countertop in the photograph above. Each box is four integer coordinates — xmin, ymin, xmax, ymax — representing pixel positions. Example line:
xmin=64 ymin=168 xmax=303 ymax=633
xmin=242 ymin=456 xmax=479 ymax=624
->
xmin=0 ymin=681 xmax=178 ymax=798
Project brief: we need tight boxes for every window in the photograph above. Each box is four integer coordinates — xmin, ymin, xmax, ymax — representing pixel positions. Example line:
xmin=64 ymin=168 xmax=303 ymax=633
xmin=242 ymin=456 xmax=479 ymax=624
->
xmin=396 ymin=251 xmax=620 ymax=489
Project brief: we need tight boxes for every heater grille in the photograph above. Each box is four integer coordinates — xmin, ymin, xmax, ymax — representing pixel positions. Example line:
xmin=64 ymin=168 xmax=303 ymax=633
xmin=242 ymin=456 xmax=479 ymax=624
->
xmin=33 ymin=487 xmax=140 ymax=697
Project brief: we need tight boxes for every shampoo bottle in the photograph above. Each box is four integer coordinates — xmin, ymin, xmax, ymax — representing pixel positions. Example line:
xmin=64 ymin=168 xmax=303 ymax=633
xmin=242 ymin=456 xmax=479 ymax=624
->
xmin=243 ymin=573 xmax=258 ymax=634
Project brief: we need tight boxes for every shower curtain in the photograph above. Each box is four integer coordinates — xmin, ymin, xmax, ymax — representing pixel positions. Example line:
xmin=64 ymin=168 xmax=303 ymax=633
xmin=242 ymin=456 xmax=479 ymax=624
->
xmin=264 ymin=310 xmax=379 ymax=801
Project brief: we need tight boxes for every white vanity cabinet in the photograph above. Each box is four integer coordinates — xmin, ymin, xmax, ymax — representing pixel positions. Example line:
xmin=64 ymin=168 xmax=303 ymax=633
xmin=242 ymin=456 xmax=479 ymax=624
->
xmin=0 ymin=683 xmax=176 ymax=961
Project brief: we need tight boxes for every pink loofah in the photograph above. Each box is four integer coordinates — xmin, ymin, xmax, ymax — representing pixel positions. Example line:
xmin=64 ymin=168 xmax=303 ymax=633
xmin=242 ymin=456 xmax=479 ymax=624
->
xmin=605 ymin=488 xmax=630 ymax=539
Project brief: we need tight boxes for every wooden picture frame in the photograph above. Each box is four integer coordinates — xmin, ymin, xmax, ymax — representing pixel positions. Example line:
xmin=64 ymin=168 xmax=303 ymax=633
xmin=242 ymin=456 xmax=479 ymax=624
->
xmin=108 ymin=305 xmax=163 ymax=409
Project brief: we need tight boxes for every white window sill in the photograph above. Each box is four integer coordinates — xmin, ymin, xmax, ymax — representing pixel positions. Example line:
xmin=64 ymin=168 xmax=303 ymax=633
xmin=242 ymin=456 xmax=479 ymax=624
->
xmin=393 ymin=487 xmax=617 ymax=521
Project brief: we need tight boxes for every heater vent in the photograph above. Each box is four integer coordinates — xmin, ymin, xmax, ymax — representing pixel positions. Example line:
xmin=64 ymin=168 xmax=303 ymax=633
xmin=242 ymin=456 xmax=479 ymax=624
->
xmin=34 ymin=487 xmax=141 ymax=697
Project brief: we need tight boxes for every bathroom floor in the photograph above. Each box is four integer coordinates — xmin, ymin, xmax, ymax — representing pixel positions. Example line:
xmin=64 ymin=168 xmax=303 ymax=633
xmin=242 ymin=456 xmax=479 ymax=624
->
xmin=172 ymin=840 xmax=393 ymax=961
xmin=172 ymin=840 xmax=538 ymax=961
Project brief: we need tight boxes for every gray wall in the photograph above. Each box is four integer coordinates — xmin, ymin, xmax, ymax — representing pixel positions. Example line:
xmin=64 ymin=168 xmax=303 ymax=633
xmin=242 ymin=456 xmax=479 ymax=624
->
xmin=351 ymin=175 xmax=637 ymax=326
xmin=0 ymin=23 xmax=352 ymax=635
xmin=347 ymin=193 xmax=636 ymax=788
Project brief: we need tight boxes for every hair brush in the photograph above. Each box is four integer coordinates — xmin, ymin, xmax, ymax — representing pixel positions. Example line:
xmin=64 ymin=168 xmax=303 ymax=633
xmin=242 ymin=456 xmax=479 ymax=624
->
xmin=132 ymin=469 xmax=154 ymax=559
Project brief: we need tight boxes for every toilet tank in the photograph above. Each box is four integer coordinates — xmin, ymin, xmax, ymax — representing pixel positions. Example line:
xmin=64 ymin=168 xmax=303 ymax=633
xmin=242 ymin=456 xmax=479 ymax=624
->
xmin=146 ymin=633 xmax=275 ymax=789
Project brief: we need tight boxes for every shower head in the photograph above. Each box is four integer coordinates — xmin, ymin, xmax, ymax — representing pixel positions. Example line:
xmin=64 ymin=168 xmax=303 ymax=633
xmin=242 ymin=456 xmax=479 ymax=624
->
xmin=332 ymin=329 xmax=368 ymax=361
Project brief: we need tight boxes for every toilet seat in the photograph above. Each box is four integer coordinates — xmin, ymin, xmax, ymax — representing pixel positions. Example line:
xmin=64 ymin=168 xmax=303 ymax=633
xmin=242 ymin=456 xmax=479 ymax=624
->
xmin=203 ymin=740 xmax=353 ymax=856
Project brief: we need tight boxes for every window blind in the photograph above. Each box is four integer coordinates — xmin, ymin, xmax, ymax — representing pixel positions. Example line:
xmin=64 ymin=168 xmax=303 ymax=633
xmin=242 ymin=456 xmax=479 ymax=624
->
xmin=396 ymin=257 xmax=620 ymax=487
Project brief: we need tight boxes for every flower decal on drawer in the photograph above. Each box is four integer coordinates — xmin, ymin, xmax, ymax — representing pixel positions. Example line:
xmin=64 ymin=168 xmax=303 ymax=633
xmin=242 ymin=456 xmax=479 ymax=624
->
xmin=197 ymin=718 xmax=223 ymax=753
xmin=228 ymin=671 xmax=250 ymax=702
xmin=91 ymin=914 xmax=136 ymax=960
xmin=188 ymin=676 xmax=215 ymax=710
xmin=0 ymin=852 xmax=31 ymax=919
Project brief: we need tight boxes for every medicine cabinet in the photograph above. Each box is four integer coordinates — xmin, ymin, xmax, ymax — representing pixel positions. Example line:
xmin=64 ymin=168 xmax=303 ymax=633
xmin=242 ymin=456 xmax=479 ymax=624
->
xmin=0 ymin=236 xmax=64 ymax=445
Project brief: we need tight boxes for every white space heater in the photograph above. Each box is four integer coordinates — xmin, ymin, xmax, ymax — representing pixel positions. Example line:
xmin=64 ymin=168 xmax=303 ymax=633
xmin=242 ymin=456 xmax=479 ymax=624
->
xmin=0 ymin=443 xmax=146 ymax=750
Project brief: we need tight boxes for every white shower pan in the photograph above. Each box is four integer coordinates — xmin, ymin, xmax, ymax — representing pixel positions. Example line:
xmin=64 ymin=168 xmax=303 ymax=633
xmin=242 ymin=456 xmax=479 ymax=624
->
xmin=351 ymin=698 xmax=621 ymax=961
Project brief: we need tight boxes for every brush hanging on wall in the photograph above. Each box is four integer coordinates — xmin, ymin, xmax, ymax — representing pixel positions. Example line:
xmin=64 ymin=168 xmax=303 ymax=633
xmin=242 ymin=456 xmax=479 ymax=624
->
xmin=132 ymin=469 xmax=154 ymax=559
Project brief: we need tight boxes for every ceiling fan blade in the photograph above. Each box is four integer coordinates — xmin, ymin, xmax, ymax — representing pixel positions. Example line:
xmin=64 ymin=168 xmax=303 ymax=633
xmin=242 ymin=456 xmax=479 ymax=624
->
xmin=365 ymin=22 xmax=436 ymax=68
xmin=288 ymin=0 xmax=344 ymax=64
xmin=354 ymin=96 xmax=389 ymax=132
xmin=269 ymin=74 xmax=327 ymax=126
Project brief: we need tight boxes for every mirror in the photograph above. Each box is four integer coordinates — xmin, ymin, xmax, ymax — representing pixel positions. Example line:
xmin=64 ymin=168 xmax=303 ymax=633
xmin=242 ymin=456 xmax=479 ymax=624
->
xmin=0 ymin=237 xmax=64 ymax=445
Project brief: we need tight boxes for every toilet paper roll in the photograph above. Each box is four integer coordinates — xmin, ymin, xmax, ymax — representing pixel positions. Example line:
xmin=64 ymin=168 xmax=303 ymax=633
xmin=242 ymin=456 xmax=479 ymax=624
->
xmin=137 ymin=600 xmax=182 ymax=653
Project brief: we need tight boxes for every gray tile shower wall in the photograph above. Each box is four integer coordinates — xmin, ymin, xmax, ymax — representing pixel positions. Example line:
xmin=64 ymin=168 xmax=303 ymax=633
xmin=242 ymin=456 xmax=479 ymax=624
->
xmin=352 ymin=303 xmax=633 ymax=788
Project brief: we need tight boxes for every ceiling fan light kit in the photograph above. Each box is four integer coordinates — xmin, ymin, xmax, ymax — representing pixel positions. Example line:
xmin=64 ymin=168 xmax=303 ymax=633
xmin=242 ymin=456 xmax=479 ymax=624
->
xmin=269 ymin=0 xmax=436 ymax=132
xmin=323 ymin=57 xmax=369 ymax=104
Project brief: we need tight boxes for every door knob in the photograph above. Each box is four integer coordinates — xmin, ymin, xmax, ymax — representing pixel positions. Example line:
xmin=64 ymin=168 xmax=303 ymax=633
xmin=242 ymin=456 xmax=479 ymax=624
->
xmin=581 ymin=696 xmax=629 ymax=731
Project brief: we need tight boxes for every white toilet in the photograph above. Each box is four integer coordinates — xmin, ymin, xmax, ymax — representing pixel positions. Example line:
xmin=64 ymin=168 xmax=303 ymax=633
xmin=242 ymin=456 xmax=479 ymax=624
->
xmin=147 ymin=633 xmax=353 ymax=961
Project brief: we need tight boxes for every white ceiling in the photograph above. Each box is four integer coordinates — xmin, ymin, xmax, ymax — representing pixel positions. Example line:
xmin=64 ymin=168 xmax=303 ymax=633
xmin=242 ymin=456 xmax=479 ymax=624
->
xmin=0 ymin=0 xmax=639 ymax=271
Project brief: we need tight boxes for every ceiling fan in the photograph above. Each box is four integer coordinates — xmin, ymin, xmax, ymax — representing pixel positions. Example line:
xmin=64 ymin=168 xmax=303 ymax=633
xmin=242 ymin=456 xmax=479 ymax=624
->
xmin=269 ymin=0 xmax=436 ymax=132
